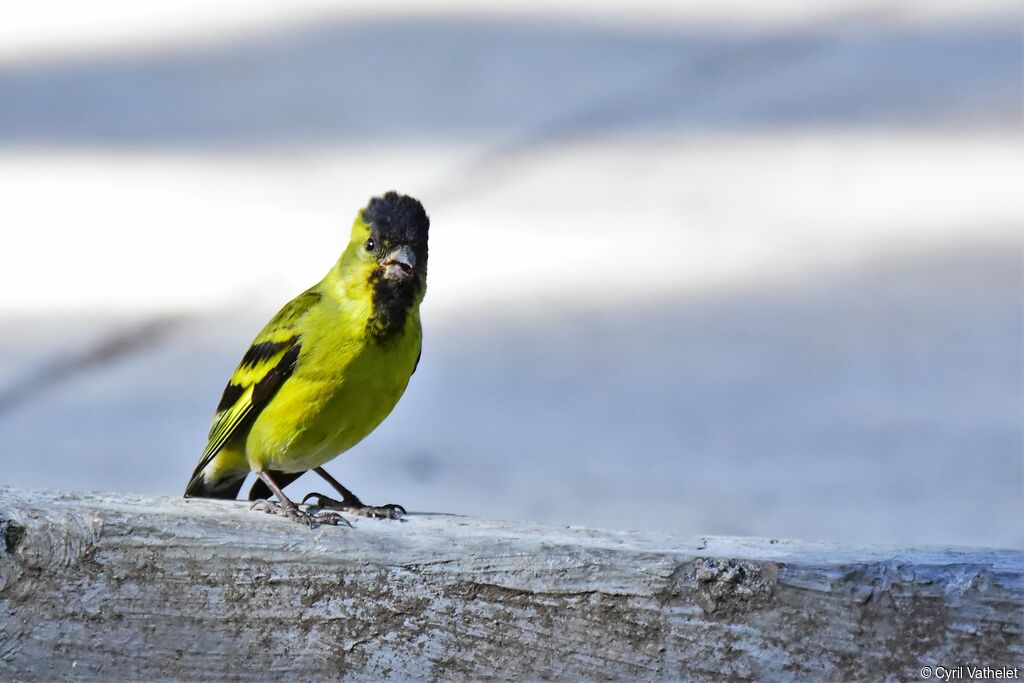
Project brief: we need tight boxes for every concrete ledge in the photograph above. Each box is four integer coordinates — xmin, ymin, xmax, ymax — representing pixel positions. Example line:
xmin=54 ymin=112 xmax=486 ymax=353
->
xmin=0 ymin=488 xmax=1021 ymax=680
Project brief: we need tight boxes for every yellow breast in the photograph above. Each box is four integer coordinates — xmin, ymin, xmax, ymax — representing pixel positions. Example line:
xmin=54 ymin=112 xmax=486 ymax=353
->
xmin=244 ymin=311 xmax=422 ymax=474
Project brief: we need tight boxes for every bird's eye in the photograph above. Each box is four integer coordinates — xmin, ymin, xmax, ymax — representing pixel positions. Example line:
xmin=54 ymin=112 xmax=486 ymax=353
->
xmin=364 ymin=238 xmax=376 ymax=252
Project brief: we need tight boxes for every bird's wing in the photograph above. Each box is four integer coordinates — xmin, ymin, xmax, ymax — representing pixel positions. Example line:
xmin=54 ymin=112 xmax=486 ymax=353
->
xmin=185 ymin=289 xmax=322 ymax=493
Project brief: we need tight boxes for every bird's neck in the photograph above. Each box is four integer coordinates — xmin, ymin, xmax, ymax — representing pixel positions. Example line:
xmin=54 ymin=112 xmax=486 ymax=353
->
xmin=323 ymin=260 xmax=423 ymax=343
xmin=366 ymin=272 xmax=424 ymax=342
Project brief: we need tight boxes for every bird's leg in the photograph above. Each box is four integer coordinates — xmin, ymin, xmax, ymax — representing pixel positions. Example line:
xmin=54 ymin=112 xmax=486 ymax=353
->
xmin=301 ymin=466 xmax=406 ymax=520
xmin=312 ymin=466 xmax=365 ymax=505
xmin=251 ymin=470 xmax=351 ymax=528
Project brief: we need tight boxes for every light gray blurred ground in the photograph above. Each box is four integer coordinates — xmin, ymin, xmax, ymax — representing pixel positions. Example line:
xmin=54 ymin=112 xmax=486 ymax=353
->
xmin=0 ymin=1 xmax=1021 ymax=547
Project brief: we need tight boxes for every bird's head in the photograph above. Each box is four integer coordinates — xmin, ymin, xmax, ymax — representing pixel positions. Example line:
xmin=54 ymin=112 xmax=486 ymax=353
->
xmin=336 ymin=192 xmax=429 ymax=339
xmin=356 ymin=191 xmax=429 ymax=287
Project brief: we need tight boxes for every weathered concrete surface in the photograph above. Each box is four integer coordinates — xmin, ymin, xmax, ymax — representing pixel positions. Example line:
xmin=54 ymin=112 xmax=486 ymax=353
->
xmin=0 ymin=488 xmax=1021 ymax=681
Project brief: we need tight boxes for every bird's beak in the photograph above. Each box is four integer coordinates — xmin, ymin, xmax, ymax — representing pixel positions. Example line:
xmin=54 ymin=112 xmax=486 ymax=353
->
xmin=381 ymin=245 xmax=416 ymax=282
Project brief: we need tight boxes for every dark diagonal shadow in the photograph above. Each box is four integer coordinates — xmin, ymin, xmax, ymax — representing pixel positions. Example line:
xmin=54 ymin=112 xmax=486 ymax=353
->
xmin=0 ymin=15 xmax=1020 ymax=150
xmin=0 ymin=315 xmax=188 ymax=417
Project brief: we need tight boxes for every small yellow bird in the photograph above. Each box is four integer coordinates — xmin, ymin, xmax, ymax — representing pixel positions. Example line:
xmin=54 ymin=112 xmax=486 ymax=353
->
xmin=184 ymin=192 xmax=429 ymax=527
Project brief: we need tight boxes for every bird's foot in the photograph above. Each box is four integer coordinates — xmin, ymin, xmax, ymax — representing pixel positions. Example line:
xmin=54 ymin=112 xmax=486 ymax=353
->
xmin=302 ymin=492 xmax=406 ymax=520
xmin=250 ymin=499 xmax=352 ymax=528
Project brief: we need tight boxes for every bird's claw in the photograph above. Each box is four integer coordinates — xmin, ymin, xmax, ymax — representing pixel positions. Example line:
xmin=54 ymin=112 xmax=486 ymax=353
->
xmin=250 ymin=498 xmax=352 ymax=528
xmin=301 ymin=492 xmax=406 ymax=520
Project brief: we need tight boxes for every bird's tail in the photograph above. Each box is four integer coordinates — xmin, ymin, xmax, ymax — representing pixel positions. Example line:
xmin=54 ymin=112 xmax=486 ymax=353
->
xmin=247 ymin=470 xmax=304 ymax=501
xmin=184 ymin=471 xmax=246 ymax=499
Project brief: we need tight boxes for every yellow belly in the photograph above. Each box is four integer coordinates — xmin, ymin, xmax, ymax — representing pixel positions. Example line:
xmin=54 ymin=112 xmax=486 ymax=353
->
xmin=244 ymin=325 xmax=421 ymax=474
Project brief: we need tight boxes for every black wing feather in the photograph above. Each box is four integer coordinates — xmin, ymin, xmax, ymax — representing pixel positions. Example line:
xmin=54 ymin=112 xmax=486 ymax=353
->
xmin=184 ymin=342 xmax=301 ymax=497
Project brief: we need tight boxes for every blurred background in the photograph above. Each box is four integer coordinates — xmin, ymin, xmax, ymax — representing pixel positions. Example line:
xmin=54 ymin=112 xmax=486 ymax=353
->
xmin=0 ymin=0 xmax=1021 ymax=548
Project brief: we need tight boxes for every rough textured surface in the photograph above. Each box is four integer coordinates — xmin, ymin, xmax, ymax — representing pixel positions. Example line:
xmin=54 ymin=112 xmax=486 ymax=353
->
xmin=0 ymin=488 xmax=1021 ymax=681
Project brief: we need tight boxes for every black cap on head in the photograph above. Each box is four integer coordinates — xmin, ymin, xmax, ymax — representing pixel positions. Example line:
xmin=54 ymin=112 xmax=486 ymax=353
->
xmin=363 ymin=192 xmax=429 ymax=252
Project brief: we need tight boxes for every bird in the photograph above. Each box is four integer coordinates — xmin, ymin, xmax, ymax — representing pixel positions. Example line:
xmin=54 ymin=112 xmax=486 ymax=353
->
xmin=184 ymin=191 xmax=429 ymax=527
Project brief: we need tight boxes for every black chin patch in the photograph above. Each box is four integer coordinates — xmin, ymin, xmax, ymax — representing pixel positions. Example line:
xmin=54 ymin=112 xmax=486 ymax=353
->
xmin=367 ymin=269 xmax=423 ymax=341
xmin=362 ymin=192 xmax=429 ymax=341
